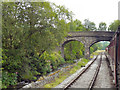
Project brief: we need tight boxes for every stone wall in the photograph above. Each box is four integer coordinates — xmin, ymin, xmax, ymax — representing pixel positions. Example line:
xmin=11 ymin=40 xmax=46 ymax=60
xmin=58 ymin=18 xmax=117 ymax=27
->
xmin=21 ymin=62 xmax=78 ymax=88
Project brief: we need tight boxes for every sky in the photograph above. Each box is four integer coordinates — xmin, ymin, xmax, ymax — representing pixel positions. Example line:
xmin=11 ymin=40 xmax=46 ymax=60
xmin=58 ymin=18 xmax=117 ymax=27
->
xmin=47 ymin=0 xmax=120 ymax=28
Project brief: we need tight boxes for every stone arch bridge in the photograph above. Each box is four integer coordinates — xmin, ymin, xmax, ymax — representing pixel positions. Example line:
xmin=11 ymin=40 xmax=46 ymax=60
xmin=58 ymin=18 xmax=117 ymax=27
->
xmin=61 ymin=31 xmax=115 ymax=59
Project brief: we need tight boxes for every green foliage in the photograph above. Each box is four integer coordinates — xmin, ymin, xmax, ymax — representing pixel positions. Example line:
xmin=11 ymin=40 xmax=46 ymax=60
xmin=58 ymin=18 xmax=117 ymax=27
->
xmin=0 ymin=78 xmax=1 ymax=89
xmin=74 ymin=19 xmax=85 ymax=31
xmin=2 ymin=1 xmax=117 ymax=89
xmin=76 ymin=58 xmax=89 ymax=68
xmin=2 ymin=71 xmax=18 ymax=88
xmin=68 ymin=19 xmax=85 ymax=31
xmin=2 ymin=1 xmax=71 ymax=88
xmin=48 ymin=52 xmax=65 ymax=70
xmin=64 ymin=19 xmax=97 ymax=61
xmin=65 ymin=60 xmax=74 ymax=64
xmin=83 ymin=19 xmax=97 ymax=31
xmin=98 ymin=22 xmax=107 ymax=31
xmin=90 ymin=47 xmax=94 ymax=54
xmin=90 ymin=50 xmax=104 ymax=59
xmin=90 ymin=41 xmax=110 ymax=53
xmin=44 ymin=58 xmax=89 ymax=88
xmin=81 ymin=58 xmax=89 ymax=64
xmin=108 ymin=20 xmax=120 ymax=31
xmin=64 ymin=41 xmax=84 ymax=60
xmin=64 ymin=19 xmax=86 ymax=62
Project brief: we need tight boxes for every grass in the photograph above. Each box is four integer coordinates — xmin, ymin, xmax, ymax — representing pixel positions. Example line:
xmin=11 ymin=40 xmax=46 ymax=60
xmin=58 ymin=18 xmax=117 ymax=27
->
xmin=44 ymin=58 xmax=89 ymax=88
xmin=95 ymin=50 xmax=105 ymax=53
xmin=44 ymin=50 xmax=105 ymax=88
xmin=90 ymin=50 xmax=105 ymax=59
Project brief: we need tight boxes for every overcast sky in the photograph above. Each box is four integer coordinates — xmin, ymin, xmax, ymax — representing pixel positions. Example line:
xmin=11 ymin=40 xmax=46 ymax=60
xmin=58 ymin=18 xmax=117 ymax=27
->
xmin=48 ymin=0 xmax=120 ymax=28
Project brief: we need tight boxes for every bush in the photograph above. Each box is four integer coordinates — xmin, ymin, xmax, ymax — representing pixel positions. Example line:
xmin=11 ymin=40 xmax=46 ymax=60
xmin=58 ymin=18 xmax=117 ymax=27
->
xmin=35 ymin=51 xmax=65 ymax=75
xmin=66 ymin=60 xmax=74 ymax=64
xmin=2 ymin=71 xmax=18 ymax=88
xmin=49 ymin=52 xmax=65 ymax=70
xmin=64 ymin=41 xmax=84 ymax=60
xmin=2 ymin=49 xmax=65 ymax=86
xmin=80 ymin=58 xmax=89 ymax=65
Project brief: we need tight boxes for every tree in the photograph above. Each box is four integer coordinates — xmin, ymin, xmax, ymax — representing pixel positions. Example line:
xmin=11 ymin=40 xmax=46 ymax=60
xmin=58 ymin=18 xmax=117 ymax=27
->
xmin=108 ymin=20 xmax=120 ymax=31
xmin=68 ymin=19 xmax=85 ymax=31
xmin=68 ymin=20 xmax=76 ymax=31
xmin=83 ymin=19 xmax=96 ymax=31
xmin=2 ymin=1 xmax=72 ymax=85
xmin=74 ymin=19 xmax=85 ymax=31
xmin=98 ymin=22 xmax=107 ymax=31
xmin=90 ymin=41 xmax=110 ymax=53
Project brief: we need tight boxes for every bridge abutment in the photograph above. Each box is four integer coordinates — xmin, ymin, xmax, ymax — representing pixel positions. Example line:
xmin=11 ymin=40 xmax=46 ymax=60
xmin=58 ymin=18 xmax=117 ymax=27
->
xmin=84 ymin=45 xmax=90 ymax=59
xmin=61 ymin=45 xmax=64 ymax=58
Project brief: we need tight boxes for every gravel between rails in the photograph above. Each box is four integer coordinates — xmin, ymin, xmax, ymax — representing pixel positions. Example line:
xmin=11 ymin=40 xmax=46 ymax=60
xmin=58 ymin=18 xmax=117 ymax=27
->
xmin=54 ymin=56 xmax=97 ymax=88
xmin=69 ymin=55 xmax=101 ymax=88
xmin=93 ymin=54 xmax=114 ymax=88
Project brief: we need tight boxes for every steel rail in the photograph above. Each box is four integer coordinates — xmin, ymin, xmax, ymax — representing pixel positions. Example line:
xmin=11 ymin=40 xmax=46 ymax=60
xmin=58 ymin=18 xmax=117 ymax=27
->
xmin=64 ymin=55 xmax=99 ymax=90
xmin=88 ymin=53 xmax=102 ymax=90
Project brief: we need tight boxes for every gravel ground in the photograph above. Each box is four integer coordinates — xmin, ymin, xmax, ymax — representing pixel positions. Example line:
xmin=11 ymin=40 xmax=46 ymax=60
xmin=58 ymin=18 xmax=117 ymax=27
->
xmin=55 ymin=53 xmax=114 ymax=89
xmin=55 ymin=56 xmax=97 ymax=88
xmin=93 ymin=54 xmax=114 ymax=88
xmin=69 ymin=55 xmax=101 ymax=88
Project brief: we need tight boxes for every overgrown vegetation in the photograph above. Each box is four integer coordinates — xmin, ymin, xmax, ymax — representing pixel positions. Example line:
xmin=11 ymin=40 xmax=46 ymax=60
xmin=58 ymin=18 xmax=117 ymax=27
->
xmin=2 ymin=1 xmax=72 ymax=88
xmin=90 ymin=41 xmax=110 ymax=54
xmin=44 ymin=58 xmax=89 ymax=88
xmin=64 ymin=41 xmax=84 ymax=60
xmin=1 ymin=1 xmax=120 ymax=88
xmin=90 ymin=50 xmax=105 ymax=59
xmin=2 ymin=72 xmax=18 ymax=88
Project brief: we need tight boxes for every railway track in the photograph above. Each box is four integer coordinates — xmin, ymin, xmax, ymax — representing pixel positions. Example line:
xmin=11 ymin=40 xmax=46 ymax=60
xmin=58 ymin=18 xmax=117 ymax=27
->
xmin=64 ymin=53 xmax=102 ymax=89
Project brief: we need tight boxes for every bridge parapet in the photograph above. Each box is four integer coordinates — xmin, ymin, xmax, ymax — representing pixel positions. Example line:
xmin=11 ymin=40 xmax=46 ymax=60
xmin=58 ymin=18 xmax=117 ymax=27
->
xmin=67 ymin=31 xmax=115 ymax=37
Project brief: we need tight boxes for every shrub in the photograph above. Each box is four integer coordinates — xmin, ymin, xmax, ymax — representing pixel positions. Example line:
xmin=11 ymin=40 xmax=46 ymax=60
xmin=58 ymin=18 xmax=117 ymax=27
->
xmin=49 ymin=52 xmax=65 ymax=70
xmin=37 ymin=51 xmax=65 ymax=75
xmin=66 ymin=60 xmax=74 ymax=64
xmin=2 ymin=71 xmax=18 ymax=88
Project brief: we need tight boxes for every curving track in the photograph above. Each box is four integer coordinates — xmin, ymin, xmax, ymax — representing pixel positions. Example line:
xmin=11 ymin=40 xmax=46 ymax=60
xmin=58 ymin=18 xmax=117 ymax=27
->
xmin=64 ymin=54 xmax=101 ymax=89
xmin=63 ymin=52 xmax=114 ymax=89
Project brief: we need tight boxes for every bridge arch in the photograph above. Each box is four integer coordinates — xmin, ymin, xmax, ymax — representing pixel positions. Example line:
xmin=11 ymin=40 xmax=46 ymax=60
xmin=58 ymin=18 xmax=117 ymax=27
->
xmin=61 ymin=39 xmax=84 ymax=59
xmin=61 ymin=31 xmax=115 ymax=59
xmin=62 ymin=39 xmax=81 ymax=47
xmin=89 ymin=40 xmax=111 ymax=48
